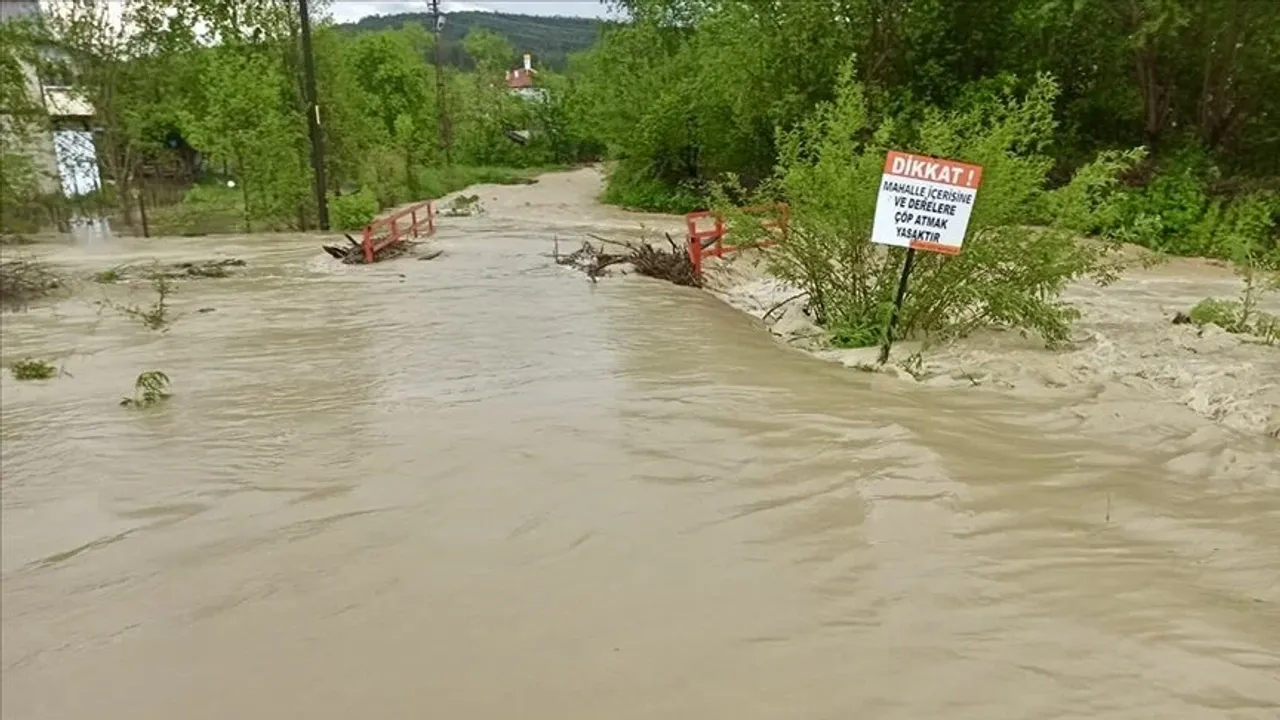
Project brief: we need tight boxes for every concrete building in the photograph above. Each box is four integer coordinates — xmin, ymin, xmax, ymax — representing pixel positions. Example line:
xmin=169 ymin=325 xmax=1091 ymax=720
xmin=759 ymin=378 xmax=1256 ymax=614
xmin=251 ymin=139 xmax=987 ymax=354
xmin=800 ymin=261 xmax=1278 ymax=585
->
xmin=1 ymin=0 xmax=101 ymax=199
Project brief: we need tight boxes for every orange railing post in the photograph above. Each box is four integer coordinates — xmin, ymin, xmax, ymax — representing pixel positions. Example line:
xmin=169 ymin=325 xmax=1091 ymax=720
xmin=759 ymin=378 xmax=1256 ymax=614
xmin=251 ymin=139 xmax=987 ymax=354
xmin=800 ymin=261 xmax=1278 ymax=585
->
xmin=411 ymin=209 xmax=419 ymax=238
xmin=362 ymin=226 xmax=374 ymax=263
xmin=682 ymin=203 xmax=792 ymax=275
xmin=688 ymin=236 xmax=703 ymax=276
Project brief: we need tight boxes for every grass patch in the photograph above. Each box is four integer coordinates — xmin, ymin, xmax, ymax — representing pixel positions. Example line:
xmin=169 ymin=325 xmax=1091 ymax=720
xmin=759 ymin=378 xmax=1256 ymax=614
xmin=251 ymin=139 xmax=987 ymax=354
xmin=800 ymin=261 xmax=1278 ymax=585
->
xmin=417 ymin=165 xmax=564 ymax=198
xmin=599 ymin=162 xmax=702 ymax=214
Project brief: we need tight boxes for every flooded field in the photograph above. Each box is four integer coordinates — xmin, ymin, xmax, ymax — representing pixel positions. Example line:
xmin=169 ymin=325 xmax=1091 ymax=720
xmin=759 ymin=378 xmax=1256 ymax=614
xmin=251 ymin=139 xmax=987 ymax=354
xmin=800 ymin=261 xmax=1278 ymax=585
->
xmin=2 ymin=168 xmax=1278 ymax=719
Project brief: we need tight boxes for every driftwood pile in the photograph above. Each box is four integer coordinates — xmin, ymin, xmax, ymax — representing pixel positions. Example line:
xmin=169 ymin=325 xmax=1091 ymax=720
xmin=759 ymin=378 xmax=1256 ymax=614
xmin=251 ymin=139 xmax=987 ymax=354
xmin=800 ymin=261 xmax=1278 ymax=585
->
xmin=554 ymin=233 xmax=701 ymax=288
xmin=322 ymin=233 xmax=442 ymax=264
xmin=322 ymin=233 xmax=411 ymax=264
xmin=0 ymin=257 xmax=65 ymax=309
xmin=438 ymin=194 xmax=483 ymax=217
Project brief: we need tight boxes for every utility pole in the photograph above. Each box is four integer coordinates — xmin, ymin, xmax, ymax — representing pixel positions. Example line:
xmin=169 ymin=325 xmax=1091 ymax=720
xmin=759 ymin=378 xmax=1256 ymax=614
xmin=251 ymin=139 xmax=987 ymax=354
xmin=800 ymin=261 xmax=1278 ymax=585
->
xmin=430 ymin=0 xmax=453 ymax=167
xmin=298 ymin=0 xmax=329 ymax=230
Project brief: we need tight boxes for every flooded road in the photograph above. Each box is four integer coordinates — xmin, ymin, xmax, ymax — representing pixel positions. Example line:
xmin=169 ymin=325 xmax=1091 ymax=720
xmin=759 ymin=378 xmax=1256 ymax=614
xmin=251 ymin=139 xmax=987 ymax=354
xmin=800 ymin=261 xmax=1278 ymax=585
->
xmin=3 ymin=169 xmax=1279 ymax=719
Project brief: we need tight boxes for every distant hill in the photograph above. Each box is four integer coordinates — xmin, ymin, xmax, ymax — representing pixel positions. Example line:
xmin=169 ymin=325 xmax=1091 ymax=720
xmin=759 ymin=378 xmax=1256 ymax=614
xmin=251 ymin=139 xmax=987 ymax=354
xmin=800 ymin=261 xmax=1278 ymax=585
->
xmin=335 ymin=11 xmax=608 ymax=72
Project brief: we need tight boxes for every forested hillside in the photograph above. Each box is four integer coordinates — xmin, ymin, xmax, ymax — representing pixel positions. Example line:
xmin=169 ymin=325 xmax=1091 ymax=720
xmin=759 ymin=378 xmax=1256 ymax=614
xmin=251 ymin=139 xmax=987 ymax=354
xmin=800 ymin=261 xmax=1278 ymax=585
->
xmin=337 ymin=10 xmax=605 ymax=71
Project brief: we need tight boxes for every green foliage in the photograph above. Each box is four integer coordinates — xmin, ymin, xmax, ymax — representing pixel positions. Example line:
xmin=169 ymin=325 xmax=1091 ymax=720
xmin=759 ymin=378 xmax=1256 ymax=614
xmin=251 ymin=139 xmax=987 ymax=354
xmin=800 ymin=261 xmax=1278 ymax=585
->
xmin=601 ymin=161 xmax=701 ymax=213
xmin=0 ymin=18 xmax=53 ymax=233
xmin=120 ymin=371 xmax=171 ymax=408
xmin=8 ymin=358 xmax=58 ymax=381
xmin=749 ymin=68 xmax=1126 ymax=348
xmin=144 ymin=183 xmax=245 ymax=236
xmin=1044 ymin=148 xmax=1149 ymax=235
xmin=575 ymin=0 xmax=1280 ymax=229
xmin=1187 ymin=298 xmax=1280 ymax=345
xmin=181 ymin=47 xmax=310 ymax=232
xmin=329 ymin=188 xmax=379 ymax=231
xmin=1188 ymin=298 xmax=1241 ymax=329
xmin=26 ymin=2 xmax=589 ymax=236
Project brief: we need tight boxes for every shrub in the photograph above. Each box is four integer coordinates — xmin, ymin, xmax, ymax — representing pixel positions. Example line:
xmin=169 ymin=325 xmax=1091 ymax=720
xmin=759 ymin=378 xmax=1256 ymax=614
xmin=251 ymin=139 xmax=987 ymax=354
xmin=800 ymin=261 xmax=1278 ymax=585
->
xmin=329 ymin=187 xmax=379 ymax=231
xmin=9 ymin=358 xmax=57 ymax=380
xmin=735 ymin=65 xmax=1132 ymax=349
xmin=1185 ymin=193 xmax=1280 ymax=344
xmin=1093 ymin=145 xmax=1275 ymax=260
xmin=147 ymin=183 xmax=247 ymax=236
xmin=1044 ymin=148 xmax=1147 ymax=235
xmin=120 ymin=371 xmax=172 ymax=408
xmin=601 ymin=160 xmax=702 ymax=214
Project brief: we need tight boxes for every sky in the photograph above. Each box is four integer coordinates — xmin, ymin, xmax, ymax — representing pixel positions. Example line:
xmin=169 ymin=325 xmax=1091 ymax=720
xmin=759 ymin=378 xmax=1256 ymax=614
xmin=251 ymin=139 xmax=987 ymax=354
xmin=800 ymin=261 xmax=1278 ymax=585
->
xmin=327 ymin=1 xmax=615 ymax=23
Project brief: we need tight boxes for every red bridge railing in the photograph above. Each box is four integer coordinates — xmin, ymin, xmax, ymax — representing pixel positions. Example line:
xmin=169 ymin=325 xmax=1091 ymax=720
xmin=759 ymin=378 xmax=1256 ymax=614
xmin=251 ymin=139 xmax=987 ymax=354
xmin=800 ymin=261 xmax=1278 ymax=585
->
xmin=686 ymin=203 xmax=790 ymax=276
xmin=361 ymin=200 xmax=436 ymax=263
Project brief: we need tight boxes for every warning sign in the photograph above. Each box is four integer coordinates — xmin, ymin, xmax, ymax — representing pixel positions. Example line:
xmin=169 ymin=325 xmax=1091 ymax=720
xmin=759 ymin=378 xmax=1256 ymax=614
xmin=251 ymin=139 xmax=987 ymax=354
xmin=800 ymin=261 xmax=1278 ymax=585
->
xmin=870 ymin=150 xmax=983 ymax=255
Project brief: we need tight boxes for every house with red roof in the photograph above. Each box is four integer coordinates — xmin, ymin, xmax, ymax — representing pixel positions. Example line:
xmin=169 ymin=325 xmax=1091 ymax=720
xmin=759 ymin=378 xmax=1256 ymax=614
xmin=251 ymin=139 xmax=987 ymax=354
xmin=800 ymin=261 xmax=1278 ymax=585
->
xmin=505 ymin=53 xmax=548 ymax=103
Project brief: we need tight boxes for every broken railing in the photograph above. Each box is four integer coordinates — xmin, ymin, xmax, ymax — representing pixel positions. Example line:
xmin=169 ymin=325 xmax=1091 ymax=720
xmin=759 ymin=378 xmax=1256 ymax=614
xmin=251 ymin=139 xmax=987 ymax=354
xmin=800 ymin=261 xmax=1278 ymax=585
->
xmin=685 ymin=203 xmax=790 ymax=276
xmin=361 ymin=200 xmax=436 ymax=263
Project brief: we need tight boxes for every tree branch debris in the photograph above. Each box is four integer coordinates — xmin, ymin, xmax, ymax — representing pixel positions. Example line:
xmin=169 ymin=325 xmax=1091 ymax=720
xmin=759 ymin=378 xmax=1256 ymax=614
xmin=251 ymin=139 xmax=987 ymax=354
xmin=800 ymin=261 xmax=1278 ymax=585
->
xmin=554 ymin=232 xmax=701 ymax=287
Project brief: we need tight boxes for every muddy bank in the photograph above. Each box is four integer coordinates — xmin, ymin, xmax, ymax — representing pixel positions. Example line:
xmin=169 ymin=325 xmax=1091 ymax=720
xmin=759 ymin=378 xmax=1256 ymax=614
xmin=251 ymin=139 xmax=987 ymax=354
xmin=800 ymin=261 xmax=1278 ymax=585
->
xmin=698 ymin=249 xmax=1280 ymax=438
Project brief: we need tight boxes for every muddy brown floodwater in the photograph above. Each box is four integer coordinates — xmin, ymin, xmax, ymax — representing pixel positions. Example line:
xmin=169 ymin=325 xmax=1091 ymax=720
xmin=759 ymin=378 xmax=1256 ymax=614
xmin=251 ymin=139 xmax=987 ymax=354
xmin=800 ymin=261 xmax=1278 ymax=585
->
xmin=2 ymin=168 xmax=1279 ymax=719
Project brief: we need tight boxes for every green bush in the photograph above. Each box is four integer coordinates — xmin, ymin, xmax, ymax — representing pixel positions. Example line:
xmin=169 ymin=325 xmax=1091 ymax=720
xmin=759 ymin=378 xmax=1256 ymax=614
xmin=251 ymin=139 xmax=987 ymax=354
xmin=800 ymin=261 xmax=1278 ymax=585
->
xmin=1187 ymin=297 xmax=1279 ymax=344
xmin=736 ymin=66 xmax=1132 ymax=349
xmin=145 ymin=183 xmax=248 ymax=235
xmin=1043 ymin=148 xmax=1147 ymax=235
xmin=1189 ymin=297 xmax=1244 ymax=330
xmin=8 ymin=358 xmax=57 ymax=380
xmin=1094 ymin=146 xmax=1274 ymax=259
xmin=329 ymin=187 xmax=379 ymax=231
xmin=601 ymin=160 xmax=701 ymax=213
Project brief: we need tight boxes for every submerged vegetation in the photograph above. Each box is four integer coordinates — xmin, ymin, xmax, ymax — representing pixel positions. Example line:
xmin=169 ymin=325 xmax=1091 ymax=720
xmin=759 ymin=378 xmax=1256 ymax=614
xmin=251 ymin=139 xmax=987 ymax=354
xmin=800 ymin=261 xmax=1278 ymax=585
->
xmin=0 ymin=257 xmax=65 ymax=310
xmin=97 ymin=262 xmax=178 ymax=331
xmin=120 ymin=370 xmax=172 ymax=407
xmin=8 ymin=358 xmax=58 ymax=381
